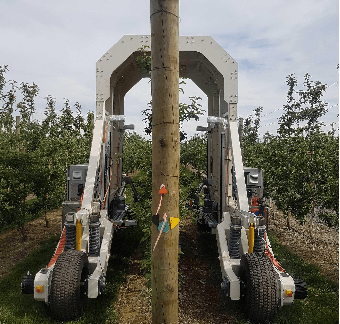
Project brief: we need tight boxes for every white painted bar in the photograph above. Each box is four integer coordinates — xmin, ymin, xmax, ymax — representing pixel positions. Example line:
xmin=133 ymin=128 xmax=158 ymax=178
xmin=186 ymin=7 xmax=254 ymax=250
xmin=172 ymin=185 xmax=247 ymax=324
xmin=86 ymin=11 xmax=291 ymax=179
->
xmin=216 ymin=216 xmax=240 ymax=300
xmin=81 ymin=102 xmax=106 ymax=218
xmin=229 ymin=121 xmax=248 ymax=212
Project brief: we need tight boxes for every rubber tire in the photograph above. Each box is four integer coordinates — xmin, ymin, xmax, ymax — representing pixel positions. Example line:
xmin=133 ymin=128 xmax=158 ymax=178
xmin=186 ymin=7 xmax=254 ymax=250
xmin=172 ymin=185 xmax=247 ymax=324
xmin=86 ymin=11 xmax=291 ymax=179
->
xmin=240 ymin=252 xmax=279 ymax=323
xmin=49 ymin=249 xmax=88 ymax=321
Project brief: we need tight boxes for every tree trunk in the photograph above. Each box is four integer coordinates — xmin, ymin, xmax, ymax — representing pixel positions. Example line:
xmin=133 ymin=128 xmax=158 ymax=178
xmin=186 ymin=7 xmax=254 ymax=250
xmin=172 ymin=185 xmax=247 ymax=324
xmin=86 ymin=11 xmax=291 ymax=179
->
xmin=45 ymin=159 xmax=52 ymax=228
xmin=21 ymin=197 xmax=27 ymax=242
xmin=44 ymin=204 xmax=49 ymax=228
xmin=287 ymin=210 xmax=291 ymax=230
xmin=150 ymin=1 xmax=180 ymax=323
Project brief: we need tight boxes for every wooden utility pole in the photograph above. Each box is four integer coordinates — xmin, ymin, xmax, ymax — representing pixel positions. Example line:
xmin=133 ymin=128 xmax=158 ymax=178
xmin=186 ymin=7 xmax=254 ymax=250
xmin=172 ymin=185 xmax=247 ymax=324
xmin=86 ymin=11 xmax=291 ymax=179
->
xmin=150 ymin=0 xmax=179 ymax=323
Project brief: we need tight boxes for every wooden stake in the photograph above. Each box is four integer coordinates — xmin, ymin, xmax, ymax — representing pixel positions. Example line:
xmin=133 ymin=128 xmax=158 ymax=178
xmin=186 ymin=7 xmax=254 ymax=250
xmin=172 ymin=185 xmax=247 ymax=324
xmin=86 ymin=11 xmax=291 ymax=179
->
xmin=150 ymin=0 xmax=179 ymax=323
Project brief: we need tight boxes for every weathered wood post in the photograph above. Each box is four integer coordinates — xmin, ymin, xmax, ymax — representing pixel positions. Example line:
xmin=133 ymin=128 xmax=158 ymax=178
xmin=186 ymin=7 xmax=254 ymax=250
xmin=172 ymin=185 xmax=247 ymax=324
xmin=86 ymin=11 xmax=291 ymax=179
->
xmin=16 ymin=116 xmax=20 ymax=135
xmin=150 ymin=0 xmax=179 ymax=323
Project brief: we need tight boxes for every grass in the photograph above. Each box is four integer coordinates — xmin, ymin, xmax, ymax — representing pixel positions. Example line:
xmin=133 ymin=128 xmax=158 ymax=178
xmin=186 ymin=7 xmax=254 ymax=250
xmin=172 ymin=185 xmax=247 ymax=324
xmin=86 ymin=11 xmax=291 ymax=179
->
xmin=0 ymin=224 xmax=338 ymax=324
xmin=268 ymin=232 xmax=339 ymax=324
xmin=0 ymin=227 xmax=142 ymax=324
xmin=226 ymin=233 xmax=339 ymax=324
xmin=194 ymin=226 xmax=338 ymax=324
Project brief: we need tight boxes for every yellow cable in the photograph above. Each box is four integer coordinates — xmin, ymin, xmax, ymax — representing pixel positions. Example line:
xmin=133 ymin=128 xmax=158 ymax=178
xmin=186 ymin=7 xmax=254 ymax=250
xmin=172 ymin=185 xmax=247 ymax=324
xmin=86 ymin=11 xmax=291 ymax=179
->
xmin=248 ymin=223 xmax=254 ymax=253
xmin=76 ymin=219 xmax=82 ymax=251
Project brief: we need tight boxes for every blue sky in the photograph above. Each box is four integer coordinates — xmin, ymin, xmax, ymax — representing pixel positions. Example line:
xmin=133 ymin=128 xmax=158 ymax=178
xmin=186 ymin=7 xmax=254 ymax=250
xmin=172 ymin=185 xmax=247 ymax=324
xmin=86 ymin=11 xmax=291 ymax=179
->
xmin=1 ymin=0 xmax=339 ymax=138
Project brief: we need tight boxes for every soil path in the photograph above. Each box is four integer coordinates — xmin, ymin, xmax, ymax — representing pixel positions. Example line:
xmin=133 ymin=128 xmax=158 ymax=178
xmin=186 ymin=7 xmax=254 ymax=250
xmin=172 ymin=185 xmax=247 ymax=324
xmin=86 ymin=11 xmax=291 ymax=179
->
xmin=113 ymin=208 xmax=339 ymax=323
xmin=0 ymin=205 xmax=338 ymax=323
xmin=114 ymin=214 xmax=236 ymax=323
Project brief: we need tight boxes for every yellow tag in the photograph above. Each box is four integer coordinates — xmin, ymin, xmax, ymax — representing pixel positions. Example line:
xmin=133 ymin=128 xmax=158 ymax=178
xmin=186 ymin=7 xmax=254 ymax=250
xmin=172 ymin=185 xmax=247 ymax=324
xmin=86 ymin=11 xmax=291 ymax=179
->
xmin=169 ymin=217 xmax=179 ymax=229
xmin=36 ymin=285 xmax=44 ymax=293
xmin=285 ymin=289 xmax=293 ymax=297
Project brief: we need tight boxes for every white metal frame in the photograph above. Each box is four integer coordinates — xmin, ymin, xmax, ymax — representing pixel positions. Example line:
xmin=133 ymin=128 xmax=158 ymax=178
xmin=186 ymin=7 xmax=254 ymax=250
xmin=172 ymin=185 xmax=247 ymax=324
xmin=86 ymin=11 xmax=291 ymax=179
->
xmin=31 ymin=35 xmax=298 ymax=310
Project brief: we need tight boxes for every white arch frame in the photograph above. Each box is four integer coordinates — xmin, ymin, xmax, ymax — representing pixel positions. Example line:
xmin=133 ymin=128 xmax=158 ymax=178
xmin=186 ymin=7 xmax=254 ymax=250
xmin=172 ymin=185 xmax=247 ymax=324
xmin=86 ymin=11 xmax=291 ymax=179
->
xmin=96 ymin=35 xmax=238 ymax=121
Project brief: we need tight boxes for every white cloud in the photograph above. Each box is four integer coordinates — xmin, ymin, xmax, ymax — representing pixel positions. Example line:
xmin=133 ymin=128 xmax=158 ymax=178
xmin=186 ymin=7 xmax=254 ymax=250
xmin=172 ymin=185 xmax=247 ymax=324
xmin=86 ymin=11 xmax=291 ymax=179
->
xmin=1 ymin=0 xmax=338 ymax=139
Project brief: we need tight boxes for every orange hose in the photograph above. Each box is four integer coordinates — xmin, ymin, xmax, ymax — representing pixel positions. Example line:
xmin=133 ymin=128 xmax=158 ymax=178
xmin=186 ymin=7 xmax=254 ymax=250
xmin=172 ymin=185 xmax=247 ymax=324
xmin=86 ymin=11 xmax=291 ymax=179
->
xmin=47 ymin=227 xmax=66 ymax=268
xmin=103 ymin=120 xmax=109 ymax=143
xmin=264 ymin=233 xmax=285 ymax=272
xmin=102 ymin=166 xmax=113 ymax=209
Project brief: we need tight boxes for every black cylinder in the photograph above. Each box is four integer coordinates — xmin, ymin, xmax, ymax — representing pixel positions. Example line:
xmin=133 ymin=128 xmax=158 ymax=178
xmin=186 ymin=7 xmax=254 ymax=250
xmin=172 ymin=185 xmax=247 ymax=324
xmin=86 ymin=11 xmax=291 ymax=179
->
xmin=294 ymin=279 xmax=308 ymax=299
xmin=21 ymin=273 xmax=35 ymax=294
xmin=254 ymin=225 xmax=266 ymax=253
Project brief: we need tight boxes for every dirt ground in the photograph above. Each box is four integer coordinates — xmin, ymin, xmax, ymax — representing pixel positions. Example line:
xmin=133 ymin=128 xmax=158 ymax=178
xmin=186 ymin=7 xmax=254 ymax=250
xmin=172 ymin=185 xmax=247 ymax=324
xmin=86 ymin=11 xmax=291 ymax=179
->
xmin=0 ymin=205 xmax=338 ymax=323
xmin=113 ymin=207 xmax=339 ymax=323
xmin=113 ymin=214 xmax=235 ymax=324
xmin=267 ymin=203 xmax=339 ymax=283
xmin=0 ymin=208 xmax=62 ymax=279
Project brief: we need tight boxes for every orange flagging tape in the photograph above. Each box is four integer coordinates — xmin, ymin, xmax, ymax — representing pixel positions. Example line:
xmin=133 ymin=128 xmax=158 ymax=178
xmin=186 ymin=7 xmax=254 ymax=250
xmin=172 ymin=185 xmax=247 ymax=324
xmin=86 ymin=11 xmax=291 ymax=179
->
xmin=47 ymin=226 xmax=67 ymax=268
xmin=159 ymin=186 xmax=167 ymax=195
